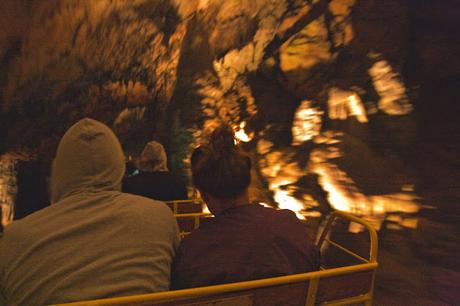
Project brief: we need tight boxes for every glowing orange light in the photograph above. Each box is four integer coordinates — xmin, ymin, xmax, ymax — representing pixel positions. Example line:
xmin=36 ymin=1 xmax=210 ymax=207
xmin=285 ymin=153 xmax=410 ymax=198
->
xmin=234 ymin=122 xmax=253 ymax=143
xmin=327 ymin=88 xmax=368 ymax=123
xmin=347 ymin=94 xmax=368 ymax=123
xmin=0 ymin=157 xmax=16 ymax=228
xmin=368 ymin=56 xmax=413 ymax=115
xmin=273 ymin=189 xmax=306 ymax=220
xmin=310 ymin=145 xmax=420 ymax=231
xmin=292 ymin=100 xmax=323 ymax=145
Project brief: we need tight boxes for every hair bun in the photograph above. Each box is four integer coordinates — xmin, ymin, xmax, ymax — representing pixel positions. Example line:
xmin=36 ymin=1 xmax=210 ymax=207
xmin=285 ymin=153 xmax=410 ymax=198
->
xmin=191 ymin=124 xmax=251 ymax=198
xmin=208 ymin=125 xmax=236 ymax=156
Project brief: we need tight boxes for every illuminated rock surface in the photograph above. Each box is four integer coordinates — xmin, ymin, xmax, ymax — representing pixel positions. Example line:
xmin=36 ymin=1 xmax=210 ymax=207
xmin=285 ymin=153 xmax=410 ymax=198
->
xmin=0 ymin=0 xmax=459 ymax=304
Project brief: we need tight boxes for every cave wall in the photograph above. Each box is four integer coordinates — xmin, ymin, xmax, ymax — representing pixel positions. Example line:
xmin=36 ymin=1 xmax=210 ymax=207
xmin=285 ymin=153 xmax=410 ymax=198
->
xmin=0 ymin=0 xmax=188 ymax=157
xmin=0 ymin=0 xmax=458 ymax=210
xmin=0 ymin=0 xmax=417 ymax=157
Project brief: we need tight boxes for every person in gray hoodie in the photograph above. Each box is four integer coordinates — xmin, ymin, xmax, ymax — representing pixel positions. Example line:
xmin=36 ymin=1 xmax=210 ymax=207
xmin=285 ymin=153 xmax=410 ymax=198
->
xmin=0 ymin=118 xmax=179 ymax=305
xmin=123 ymin=141 xmax=188 ymax=201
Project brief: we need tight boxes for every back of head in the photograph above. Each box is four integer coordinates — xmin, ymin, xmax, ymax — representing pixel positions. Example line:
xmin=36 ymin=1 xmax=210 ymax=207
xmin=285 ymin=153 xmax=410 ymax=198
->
xmin=191 ymin=125 xmax=251 ymax=198
xmin=137 ymin=141 xmax=168 ymax=172
xmin=50 ymin=118 xmax=126 ymax=203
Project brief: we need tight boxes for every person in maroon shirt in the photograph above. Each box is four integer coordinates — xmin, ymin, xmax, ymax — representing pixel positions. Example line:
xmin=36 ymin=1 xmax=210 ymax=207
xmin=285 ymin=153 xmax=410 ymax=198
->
xmin=171 ymin=125 xmax=320 ymax=290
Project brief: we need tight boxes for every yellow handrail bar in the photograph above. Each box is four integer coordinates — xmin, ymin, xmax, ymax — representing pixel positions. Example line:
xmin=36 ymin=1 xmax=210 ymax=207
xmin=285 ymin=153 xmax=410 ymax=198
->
xmin=173 ymin=212 xmax=211 ymax=218
xmin=164 ymin=199 xmax=203 ymax=215
xmin=325 ymin=238 xmax=370 ymax=263
xmin=317 ymin=211 xmax=378 ymax=263
xmin=321 ymin=293 xmax=372 ymax=306
xmin=305 ymin=277 xmax=319 ymax=306
xmin=53 ymin=263 xmax=377 ymax=306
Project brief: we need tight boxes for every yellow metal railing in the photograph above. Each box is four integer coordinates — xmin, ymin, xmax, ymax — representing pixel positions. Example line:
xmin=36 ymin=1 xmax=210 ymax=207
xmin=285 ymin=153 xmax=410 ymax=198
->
xmin=317 ymin=210 xmax=378 ymax=264
xmin=165 ymin=199 xmax=204 ymax=215
xmin=173 ymin=212 xmax=212 ymax=238
xmin=164 ymin=199 xmax=212 ymax=238
xmin=315 ymin=210 xmax=378 ymax=306
xmin=52 ymin=208 xmax=378 ymax=306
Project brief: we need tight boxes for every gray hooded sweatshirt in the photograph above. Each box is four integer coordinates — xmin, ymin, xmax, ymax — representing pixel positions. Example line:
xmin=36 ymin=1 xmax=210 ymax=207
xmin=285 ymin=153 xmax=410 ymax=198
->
xmin=0 ymin=118 xmax=179 ymax=305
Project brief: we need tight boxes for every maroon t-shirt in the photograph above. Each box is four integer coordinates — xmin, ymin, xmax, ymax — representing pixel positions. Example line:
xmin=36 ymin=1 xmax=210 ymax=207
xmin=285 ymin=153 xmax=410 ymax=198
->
xmin=171 ymin=203 xmax=320 ymax=289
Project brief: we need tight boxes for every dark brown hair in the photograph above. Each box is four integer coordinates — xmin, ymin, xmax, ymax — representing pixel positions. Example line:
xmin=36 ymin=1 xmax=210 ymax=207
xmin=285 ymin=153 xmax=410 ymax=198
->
xmin=191 ymin=125 xmax=251 ymax=198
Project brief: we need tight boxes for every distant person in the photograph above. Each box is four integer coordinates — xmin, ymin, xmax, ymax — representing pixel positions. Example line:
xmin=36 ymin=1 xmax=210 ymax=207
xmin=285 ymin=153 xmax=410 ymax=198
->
xmin=123 ymin=141 xmax=188 ymax=201
xmin=171 ymin=125 xmax=320 ymax=289
xmin=0 ymin=118 xmax=179 ymax=305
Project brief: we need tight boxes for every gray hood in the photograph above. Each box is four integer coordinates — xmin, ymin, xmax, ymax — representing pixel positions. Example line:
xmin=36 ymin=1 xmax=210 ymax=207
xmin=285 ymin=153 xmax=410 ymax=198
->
xmin=50 ymin=118 xmax=126 ymax=203
xmin=137 ymin=140 xmax=168 ymax=172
